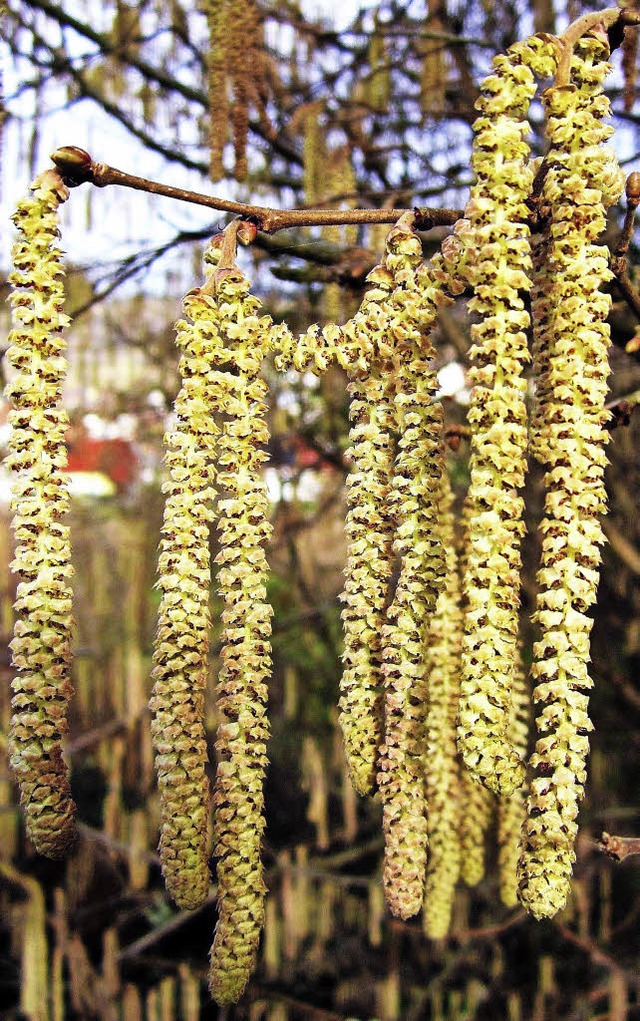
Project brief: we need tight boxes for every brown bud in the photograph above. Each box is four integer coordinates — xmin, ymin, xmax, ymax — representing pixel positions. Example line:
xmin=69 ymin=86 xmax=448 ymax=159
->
xmin=237 ymin=221 xmax=258 ymax=246
xmin=626 ymin=172 xmax=640 ymax=206
xmin=50 ymin=147 xmax=93 ymax=185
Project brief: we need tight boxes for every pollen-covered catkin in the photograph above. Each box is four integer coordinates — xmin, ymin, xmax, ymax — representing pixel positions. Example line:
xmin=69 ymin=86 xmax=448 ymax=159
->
xmin=454 ymin=494 xmax=494 ymax=890
xmin=150 ymin=277 xmax=224 ymax=910
xmin=497 ymin=655 xmax=530 ymax=907
xmin=458 ymin=775 xmax=493 ymax=888
xmin=422 ymin=469 xmax=463 ymax=939
xmin=207 ymin=260 xmax=274 ymax=1005
xmin=201 ymin=0 xmax=229 ymax=182
xmin=339 ymin=267 xmax=398 ymax=797
xmin=377 ymin=223 xmax=459 ymax=919
xmin=5 ymin=169 xmax=77 ymax=859
xmin=517 ymin=35 xmax=625 ymax=920
xmin=457 ymin=43 xmax=540 ymax=798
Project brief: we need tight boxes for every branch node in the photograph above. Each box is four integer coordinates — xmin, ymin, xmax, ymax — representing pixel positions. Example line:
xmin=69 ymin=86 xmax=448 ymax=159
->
xmin=598 ymin=832 xmax=640 ymax=862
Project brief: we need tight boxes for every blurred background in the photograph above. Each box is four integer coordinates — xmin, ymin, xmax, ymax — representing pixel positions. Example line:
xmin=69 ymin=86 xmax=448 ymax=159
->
xmin=1 ymin=0 xmax=640 ymax=1018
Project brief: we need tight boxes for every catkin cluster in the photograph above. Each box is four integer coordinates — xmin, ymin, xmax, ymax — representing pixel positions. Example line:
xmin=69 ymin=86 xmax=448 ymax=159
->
xmin=200 ymin=0 xmax=264 ymax=182
xmin=4 ymin=10 xmax=635 ymax=1008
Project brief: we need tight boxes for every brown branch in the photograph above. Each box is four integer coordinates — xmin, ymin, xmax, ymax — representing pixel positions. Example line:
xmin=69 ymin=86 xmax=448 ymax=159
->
xmin=612 ymin=269 xmax=640 ymax=322
xmin=609 ymin=174 xmax=640 ymax=325
xmin=604 ymin=388 xmax=640 ymax=429
xmin=553 ymin=920 xmax=621 ymax=973
xmin=49 ymin=146 xmax=463 ymax=236
xmin=598 ymin=832 xmax=640 ymax=863
xmin=66 ymin=717 xmax=129 ymax=754
xmin=602 ymin=518 xmax=640 ymax=576
xmin=614 ymin=173 xmax=640 ymax=264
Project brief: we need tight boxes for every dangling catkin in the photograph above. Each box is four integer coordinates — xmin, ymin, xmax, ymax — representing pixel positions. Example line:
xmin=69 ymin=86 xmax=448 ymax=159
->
xmin=201 ymin=0 xmax=229 ymax=182
xmin=377 ymin=221 xmax=461 ymax=919
xmin=497 ymin=654 xmax=530 ymax=907
xmin=206 ymin=252 xmax=274 ymax=1005
xmin=517 ymin=33 xmax=625 ymax=920
xmin=456 ymin=491 xmax=493 ymax=890
xmin=457 ymin=40 xmax=548 ymax=798
xmin=422 ymin=468 xmax=463 ymax=939
xmin=5 ymin=168 xmax=76 ymax=859
xmin=339 ymin=266 xmax=398 ymax=797
xmin=150 ymin=267 xmax=223 ymax=910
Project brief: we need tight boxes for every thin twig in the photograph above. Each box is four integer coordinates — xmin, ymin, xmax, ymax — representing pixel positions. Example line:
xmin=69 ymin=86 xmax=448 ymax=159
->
xmin=49 ymin=147 xmax=463 ymax=235
xmin=612 ymin=269 xmax=640 ymax=321
xmin=604 ymin=388 xmax=640 ymax=429
xmin=598 ymin=832 xmax=640 ymax=862
xmin=614 ymin=173 xmax=640 ymax=264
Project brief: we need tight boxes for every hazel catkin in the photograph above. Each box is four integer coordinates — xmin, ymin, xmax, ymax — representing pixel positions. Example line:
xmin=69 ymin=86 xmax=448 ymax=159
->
xmin=456 ymin=41 xmax=541 ymax=798
xmin=150 ymin=277 xmax=223 ymax=911
xmin=517 ymin=34 xmax=625 ymax=920
xmin=206 ymin=256 xmax=275 ymax=1005
xmin=6 ymin=169 xmax=77 ymax=859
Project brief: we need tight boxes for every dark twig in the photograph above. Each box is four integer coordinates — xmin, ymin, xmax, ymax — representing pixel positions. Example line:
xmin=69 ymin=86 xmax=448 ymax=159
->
xmin=598 ymin=832 xmax=640 ymax=862
xmin=611 ymin=173 xmax=640 ymax=321
xmin=49 ymin=147 xmax=463 ymax=235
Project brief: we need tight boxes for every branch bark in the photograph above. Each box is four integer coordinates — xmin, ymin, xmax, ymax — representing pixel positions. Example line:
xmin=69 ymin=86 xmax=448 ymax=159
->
xmin=598 ymin=832 xmax=640 ymax=862
xmin=50 ymin=146 xmax=464 ymax=234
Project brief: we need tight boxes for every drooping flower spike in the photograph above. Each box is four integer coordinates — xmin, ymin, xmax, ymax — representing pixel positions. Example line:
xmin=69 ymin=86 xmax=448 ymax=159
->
xmin=205 ymin=241 xmax=275 ymax=1006
xmin=376 ymin=220 xmax=462 ymax=920
xmin=422 ymin=468 xmax=463 ymax=939
xmin=517 ymin=32 xmax=625 ymax=920
xmin=5 ymin=168 xmax=77 ymax=858
xmin=339 ymin=264 xmax=399 ymax=797
xmin=456 ymin=35 xmax=557 ymax=798
xmin=150 ymin=262 xmax=224 ymax=910
xmin=497 ymin=653 xmax=530 ymax=907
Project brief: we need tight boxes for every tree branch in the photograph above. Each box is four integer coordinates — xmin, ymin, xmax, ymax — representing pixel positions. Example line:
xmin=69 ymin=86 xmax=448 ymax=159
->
xmin=49 ymin=146 xmax=464 ymax=234
xmin=598 ymin=832 xmax=640 ymax=862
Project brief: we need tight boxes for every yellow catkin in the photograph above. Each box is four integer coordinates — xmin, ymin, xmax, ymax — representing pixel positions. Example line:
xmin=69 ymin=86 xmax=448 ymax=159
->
xmin=366 ymin=25 xmax=390 ymax=113
xmin=497 ymin=654 xmax=530 ymax=907
xmin=339 ymin=269 xmax=398 ymax=797
xmin=150 ymin=265 xmax=224 ymax=910
xmin=517 ymin=35 xmax=625 ymax=920
xmin=422 ymin=469 xmax=463 ymax=939
xmin=459 ymin=774 xmax=494 ymax=888
xmin=272 ymin=277 xmax=379 ymax=377
xmin=528 ymin=180 xmax=555 ymax=466
xmin=377 ymin=223 xmax=461 ymax=920
xmin=456 ymin=38 xmax=554 ymax=797
xmin=207 ymin=256 xmax=274 ymax=1005
xmin=420 ymin=0 xmax=447 ymax=115
xmin=202 ymin=0 xmax=229 ymax=181
xmin=5 ymin=168 xmax=77 ymax=859
xmin=227 ymin=0 xmax=258 ymax=181
xmin=456 ymin=493 xmax=493 ymax=890
xmin=302 ymin=102 xmax=326 ymax=207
